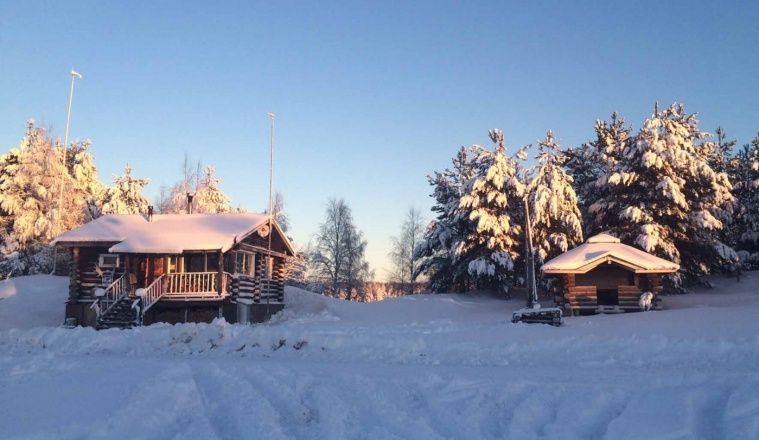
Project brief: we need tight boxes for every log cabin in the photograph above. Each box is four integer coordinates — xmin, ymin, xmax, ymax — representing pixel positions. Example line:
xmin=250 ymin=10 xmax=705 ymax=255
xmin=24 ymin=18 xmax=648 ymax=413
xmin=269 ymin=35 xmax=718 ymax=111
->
xmin=52 ymin=212 xmax=295 ymax=328
xmin=541 ymin=233 xmax=679 ymax=315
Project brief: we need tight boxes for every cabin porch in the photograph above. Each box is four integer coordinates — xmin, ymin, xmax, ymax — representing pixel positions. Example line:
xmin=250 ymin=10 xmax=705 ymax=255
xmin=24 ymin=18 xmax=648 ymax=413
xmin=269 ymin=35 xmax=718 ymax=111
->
xmin=65 ymin=247 xmax=286 ymax=327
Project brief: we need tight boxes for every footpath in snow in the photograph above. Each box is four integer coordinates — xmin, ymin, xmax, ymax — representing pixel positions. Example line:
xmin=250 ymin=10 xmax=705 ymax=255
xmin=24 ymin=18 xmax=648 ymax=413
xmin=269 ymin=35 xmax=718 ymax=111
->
xmin=0 ymin=274 xmax=758 ymax=439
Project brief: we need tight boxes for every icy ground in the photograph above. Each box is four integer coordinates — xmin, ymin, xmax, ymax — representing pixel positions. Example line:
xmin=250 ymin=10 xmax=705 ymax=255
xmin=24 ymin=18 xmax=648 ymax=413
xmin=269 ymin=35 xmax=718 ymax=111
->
xmin=1 ymin=275 xmax=758 ymax=439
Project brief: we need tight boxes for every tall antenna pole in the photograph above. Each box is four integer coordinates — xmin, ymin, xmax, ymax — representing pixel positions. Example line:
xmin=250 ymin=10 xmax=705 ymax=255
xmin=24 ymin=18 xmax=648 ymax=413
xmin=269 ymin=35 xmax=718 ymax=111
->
xmin=266 ymin=112 xmax=275 ymax=310
xmin=58 ymin=69 xmax=82 ymax=230
xmin=267 ymin=112 xmax=275 ymax=249
xmin=52 ymin=69 xmax=82 ymax=275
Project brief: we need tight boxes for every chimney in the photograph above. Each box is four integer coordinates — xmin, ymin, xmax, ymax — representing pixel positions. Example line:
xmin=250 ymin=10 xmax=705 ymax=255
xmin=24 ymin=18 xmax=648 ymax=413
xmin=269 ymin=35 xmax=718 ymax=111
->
xmin=186 ymin=192 xmax=194 ymax=214
xmin=147 ymin=205 xmax=154 ymax=222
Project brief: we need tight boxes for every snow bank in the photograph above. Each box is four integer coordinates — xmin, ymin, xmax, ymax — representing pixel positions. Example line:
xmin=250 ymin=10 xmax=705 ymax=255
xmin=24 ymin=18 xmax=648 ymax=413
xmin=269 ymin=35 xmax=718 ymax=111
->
xmin=1 ymin=274 xmax=758 ymax=439
xmin=0 ymin=275 xmax=67 ymax=330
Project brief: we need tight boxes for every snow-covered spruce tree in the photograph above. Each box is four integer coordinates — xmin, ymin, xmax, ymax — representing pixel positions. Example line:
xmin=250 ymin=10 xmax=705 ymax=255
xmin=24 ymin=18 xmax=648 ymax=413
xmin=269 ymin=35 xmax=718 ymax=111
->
xmin=0 ymin=121 xmax=104 ymax=276
xmin=65 ymin=139 xmax=105 ymax=223
xmin=728 ymin=134 xmax=759 ymax=260
xmin=194 ymin=166 xmax=231 ymax=214
xmin=709 ymin=127 xmax=737 ymax=174
xmin=453 ymin=129 xmax=527 ymax=294
xmin=101 ymin=164 xmax=151 ymax=215
xmin=589 ymin=104 xmax=735 ymax=286
xmin=414 ymin=145 xmax=483 ymax=292
xmin=528 ymin=131 xmax=583 ymax=264
xmin=565 ymin=113 xmax=631 ymax=236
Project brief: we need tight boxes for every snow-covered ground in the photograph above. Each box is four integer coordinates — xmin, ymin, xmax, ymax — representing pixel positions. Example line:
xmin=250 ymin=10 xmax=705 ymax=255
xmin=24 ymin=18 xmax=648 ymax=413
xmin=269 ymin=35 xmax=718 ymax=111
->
xmin=1 ymin=275 xmax=758 ymax=439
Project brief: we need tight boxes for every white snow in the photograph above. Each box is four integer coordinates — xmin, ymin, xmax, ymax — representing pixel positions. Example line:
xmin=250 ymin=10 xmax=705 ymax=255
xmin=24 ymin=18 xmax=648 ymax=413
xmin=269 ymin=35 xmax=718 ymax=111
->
xmin=1 ymin=274 xmax=759 ymax=439
xmin=52 ymin=213 xmax=291 ymax=254
xmin=0 ymin=275 xmax=68 ymax=330
xmin=542 ymin=233 xmax=680 ymax=273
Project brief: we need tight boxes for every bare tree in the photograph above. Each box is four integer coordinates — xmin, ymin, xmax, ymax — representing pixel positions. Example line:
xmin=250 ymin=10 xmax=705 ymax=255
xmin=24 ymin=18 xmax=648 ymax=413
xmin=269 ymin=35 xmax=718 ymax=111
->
xmin=312 ymin=198 xmax=370 ymax=299
xmin=266 ymin=191 xmax=289 ymax=232
xmin=389 ymin=207 xmax=425 ymax=294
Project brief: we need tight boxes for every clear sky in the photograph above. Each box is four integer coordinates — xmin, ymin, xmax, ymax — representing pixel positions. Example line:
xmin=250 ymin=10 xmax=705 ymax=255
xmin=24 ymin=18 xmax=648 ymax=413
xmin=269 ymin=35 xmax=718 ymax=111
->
xmin=1 ymin=1 xmax=758 ymax=278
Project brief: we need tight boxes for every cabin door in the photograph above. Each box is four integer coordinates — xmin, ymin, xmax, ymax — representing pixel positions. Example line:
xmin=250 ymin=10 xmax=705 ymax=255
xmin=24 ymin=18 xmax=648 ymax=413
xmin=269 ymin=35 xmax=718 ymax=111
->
xmin=597 ymin=289 xmax=618 ymax=306
xmin=137 ymin=256 xmax=165 ymax=287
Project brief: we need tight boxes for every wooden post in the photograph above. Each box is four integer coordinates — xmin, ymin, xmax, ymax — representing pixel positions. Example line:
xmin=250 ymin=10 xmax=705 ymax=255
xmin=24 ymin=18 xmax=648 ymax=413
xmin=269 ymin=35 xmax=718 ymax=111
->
xmin=69 ymin=247 xmax=79 ymax=301
xmin=217 ymin=250 xmax=224 ymax=295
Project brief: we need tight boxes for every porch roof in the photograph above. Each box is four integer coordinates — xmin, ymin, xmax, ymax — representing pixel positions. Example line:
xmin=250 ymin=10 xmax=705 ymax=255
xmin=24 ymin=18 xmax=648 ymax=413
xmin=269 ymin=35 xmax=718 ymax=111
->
xmin=53 ymin=213 xmax=293 ymax=255
xmin=541 ymin=233 xmax=679 ymax=274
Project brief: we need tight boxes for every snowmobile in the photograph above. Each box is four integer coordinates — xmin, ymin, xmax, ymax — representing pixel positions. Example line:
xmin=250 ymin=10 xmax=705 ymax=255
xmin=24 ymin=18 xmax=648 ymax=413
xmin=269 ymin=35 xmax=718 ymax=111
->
xmin=512 ymin=198 xmax=563 ymax=326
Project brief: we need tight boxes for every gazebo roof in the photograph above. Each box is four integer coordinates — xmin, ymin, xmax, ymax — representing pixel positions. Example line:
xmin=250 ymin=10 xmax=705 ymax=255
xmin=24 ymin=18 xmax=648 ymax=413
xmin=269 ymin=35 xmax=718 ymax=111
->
xmin=541 ymin=233 xmax=679 ymax=274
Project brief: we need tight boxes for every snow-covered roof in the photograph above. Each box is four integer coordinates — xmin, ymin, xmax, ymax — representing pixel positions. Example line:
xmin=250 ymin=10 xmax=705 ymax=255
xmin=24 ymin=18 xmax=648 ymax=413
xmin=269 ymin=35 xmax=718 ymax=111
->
xmin=52 ymin=213 xmax=294 ymax=255
xmin=541 ymin=233 xmax=679 ymax=274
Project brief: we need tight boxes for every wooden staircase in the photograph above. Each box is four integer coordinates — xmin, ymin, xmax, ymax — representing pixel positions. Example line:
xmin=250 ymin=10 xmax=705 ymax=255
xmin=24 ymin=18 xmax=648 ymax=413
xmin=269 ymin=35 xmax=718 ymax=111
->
xmin=96 ymin=298 xmax=138 ymax=329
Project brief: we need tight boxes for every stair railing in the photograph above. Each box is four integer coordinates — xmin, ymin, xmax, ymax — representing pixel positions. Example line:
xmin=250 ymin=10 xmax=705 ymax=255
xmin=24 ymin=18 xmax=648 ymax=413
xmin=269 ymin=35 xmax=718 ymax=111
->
xmin=138 ymin=275 xmax=166 ymax=321
xmin=97 ymin=274 xmax=130 ymax=318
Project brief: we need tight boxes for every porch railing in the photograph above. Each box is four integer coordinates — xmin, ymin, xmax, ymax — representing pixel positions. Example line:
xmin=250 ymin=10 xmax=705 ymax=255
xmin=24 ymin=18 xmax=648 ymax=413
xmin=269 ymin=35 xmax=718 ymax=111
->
xmin=163 ymin=272 xmax=231 ymax=297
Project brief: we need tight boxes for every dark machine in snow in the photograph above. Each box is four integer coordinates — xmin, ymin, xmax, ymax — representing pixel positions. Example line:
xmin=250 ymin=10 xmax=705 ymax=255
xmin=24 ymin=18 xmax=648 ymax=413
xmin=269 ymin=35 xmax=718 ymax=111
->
xmin=512 ymin=199 xmax=563 ymax=326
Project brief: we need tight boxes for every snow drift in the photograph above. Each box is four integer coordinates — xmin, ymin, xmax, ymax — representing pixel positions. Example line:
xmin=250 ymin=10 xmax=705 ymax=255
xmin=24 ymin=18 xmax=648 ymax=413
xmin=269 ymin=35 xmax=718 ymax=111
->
xmin=1 ymin=274 xmax=758 ymax=439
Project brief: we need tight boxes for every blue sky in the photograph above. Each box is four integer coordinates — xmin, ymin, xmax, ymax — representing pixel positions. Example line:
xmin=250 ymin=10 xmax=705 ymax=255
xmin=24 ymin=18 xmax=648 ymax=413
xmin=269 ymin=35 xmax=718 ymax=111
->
xmin=1 ymin=1 xmax=758 ymax=278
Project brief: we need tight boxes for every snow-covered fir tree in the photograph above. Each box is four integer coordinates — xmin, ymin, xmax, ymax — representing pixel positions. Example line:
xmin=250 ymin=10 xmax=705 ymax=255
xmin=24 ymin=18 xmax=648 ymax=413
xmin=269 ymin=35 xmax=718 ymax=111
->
xmin=0 ymin=121 xmax=65 ymax=247
xmin=101 ymin=164 xmax=150 ymax=215
xmin=65 ymin=139 xmax=105 ymax=223
xmin=194 ymin=166 xmax=231 ymax=214
xmin=565 ymin=113 xmax=631 ymax=236
xmin=0 ymin=121 xmax=104 ymax=276
xmin=589 ymin=104 xmax=735 ymax=285
xmin=453 ymin=129 xmax=527 ymax=294
xmin=728 ymin=134 xmax=759 ymax=260
xmin=528 ymin=131 xmax=583 ymax=264
xmin=415 ymin=145 xmax=482 ymax=292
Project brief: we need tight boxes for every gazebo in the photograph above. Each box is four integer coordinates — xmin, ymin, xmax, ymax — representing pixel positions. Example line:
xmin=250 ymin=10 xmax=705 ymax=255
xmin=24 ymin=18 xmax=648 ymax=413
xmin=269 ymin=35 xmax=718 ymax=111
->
xmin=541 ymin=233 xmax=679 ymax=314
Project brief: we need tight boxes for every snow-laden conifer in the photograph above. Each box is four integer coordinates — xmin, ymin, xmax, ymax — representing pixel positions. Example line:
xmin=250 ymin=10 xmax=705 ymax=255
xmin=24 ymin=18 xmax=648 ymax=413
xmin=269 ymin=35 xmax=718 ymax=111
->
xmin=728 ymin=134 xmax=759 ymax=261
xmin=453 ymin=130 xmax=526 ymax=293
xmin=415 ymin=146 xmax=482 ymax=292
xmin=589 ymin=104 xmax=735 ymax=284
xmin=565 ymin=113 xmax=631 ymax=236
xmin=194 ymin=166 xmax=231 ymax=214
xmin=528 ymin=131 xmax=583 ymax=263
xmin=101 ymin=164 xmax=150 ymax=215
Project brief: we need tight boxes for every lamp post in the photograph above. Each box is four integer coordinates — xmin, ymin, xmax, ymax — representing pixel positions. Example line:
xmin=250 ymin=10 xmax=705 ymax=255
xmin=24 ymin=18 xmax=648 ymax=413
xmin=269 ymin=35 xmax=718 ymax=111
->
xmin=52 ymin=69 xmax=82 ymax=275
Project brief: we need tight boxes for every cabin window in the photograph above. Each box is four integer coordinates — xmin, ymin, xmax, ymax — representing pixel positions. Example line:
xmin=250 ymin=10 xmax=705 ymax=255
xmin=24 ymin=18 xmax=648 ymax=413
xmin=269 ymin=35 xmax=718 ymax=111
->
xmin=236 ymin=252 xmax=254 ymax=276
xmin=186 ymin=254 xmax=205 ymax=272
xmin=98 ymin=254 xmax=120 ymax=268
xmin=206 ymin=253 xmax=219 ymax=271
xmin=266 ymin=256 xmax=273 ymax=279
xmin=167 ymin=256 xmax=178 ymax=274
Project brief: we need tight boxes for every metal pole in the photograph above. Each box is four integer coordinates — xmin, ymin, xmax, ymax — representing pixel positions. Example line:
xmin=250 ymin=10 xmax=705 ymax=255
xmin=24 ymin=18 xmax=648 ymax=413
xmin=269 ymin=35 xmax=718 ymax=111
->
xmin=524 ymin=197 xmax=538 ymax=308
xmin=52 ymin=69 xmax=82 ymax=275
xmin=267 ymin=112 xmax=275 ymax=311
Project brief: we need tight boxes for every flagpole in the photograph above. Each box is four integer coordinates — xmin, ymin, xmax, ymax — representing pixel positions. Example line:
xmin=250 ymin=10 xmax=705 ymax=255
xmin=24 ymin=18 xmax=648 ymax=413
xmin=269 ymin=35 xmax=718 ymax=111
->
xmin=52 ymin=69 xmax=82 ymax=275
xmin=267 ymin=112 xmax=275 ymax=309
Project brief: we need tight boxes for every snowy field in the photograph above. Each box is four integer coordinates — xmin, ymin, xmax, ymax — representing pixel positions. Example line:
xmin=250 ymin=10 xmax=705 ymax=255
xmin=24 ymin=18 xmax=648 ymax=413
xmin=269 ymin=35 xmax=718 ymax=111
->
xmin=1 ymin=275 xmax=758 ymax=439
